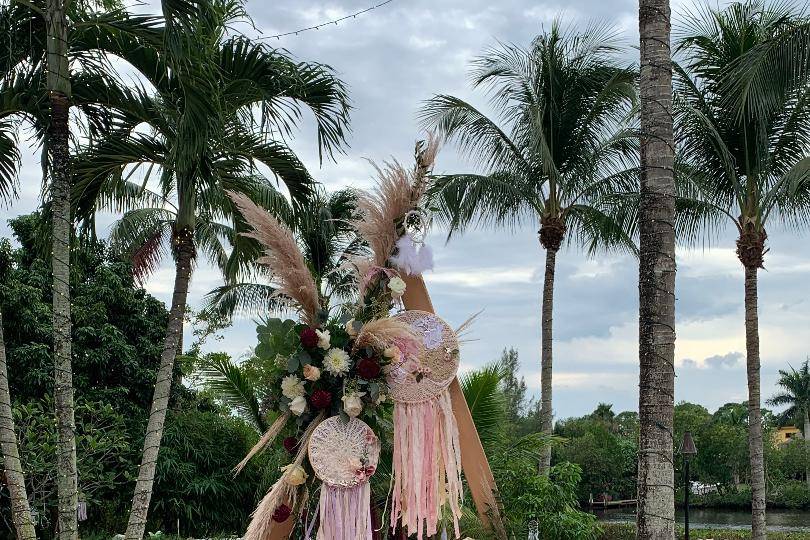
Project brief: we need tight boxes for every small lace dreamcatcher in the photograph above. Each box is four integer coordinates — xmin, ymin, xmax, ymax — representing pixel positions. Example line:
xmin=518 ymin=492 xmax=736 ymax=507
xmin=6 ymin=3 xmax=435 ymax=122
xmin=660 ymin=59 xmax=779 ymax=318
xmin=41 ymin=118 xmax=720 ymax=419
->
xmin=387 ymin=310 xmax=462 ymax=540
xmin=308 ymin=416 xmax=381 ymax=540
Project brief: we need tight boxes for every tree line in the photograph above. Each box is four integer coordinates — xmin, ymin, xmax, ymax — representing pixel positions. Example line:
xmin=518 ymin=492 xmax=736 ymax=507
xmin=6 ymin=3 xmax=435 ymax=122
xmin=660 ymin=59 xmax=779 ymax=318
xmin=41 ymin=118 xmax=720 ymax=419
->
xmin=1 ymin=0 xmax=810 ymax=539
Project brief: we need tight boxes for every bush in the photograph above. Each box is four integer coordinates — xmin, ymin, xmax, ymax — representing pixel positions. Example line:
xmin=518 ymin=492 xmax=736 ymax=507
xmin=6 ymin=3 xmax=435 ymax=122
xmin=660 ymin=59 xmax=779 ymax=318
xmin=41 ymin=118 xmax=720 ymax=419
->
xmin=12 ymin=398 xmax=135 ymax=536
xmin=497 ymin=460 xmax=602 ymax=540
xmin=148 ymin=409 xmax=284 ymax=537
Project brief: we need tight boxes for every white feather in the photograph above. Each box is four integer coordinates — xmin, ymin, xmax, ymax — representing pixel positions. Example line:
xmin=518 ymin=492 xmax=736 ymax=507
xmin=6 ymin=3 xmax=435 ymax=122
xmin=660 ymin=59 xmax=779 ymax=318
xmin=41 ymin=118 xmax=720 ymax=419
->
xmin=390 ymin=234 xmax=434 ymax=275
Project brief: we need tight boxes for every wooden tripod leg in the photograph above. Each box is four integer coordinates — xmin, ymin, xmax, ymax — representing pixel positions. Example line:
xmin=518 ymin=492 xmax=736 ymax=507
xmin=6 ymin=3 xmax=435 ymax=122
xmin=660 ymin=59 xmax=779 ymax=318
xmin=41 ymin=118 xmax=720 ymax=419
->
xmin=401 ymin=275 xmax=507 ymax=539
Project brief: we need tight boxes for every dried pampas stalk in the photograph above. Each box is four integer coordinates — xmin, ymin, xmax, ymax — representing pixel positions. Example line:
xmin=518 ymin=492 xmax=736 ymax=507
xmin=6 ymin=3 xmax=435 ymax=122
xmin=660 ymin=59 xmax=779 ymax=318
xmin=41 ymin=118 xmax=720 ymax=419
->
xmin=228 ymin=191 xmax=321 ymax=327
xmin=233 ymin=412 xmax=291 ymax=476
xmin=353 ymin=135 xmax=440 ymax=268
xmin=354 ymin=317 xmax=417 ymax=353
xmin=455 ymin=309 xmax=484 ymax=341
xmin=243 ymin=412 xmax=324 ymax=540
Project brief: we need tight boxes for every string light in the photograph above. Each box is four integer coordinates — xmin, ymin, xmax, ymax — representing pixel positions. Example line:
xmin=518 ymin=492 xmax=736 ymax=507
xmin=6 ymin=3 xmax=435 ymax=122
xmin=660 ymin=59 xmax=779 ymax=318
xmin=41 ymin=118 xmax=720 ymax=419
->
xmin=260 ymin=0 xmax=396 ymax=41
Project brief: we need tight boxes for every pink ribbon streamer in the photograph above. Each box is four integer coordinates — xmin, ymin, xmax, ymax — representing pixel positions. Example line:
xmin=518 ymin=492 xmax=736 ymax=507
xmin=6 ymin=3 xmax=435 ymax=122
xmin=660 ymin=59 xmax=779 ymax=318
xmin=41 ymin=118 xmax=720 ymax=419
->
xmin=390 ymin=390 xmax=463 ymax=540
xmin=317 ymin=482 xmax=372 ymax=540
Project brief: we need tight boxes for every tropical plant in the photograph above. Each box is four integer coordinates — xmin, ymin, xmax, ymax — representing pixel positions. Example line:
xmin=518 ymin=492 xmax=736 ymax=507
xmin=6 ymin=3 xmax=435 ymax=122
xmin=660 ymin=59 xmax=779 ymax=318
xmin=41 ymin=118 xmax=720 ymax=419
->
xmin=69 ymin=1 xmax=349 ymax=534
xmin=768 ymin=360 xmax=810 ymax=488
xmin=674 ymin=3 xmax=810 ymax=536
xmin=0 ymin=244 xmax=35 ymax=540
xmin=419 ymin=22 xmax=637 ymax=473
xmin=636 ymin=0 xmax=676 ymax=537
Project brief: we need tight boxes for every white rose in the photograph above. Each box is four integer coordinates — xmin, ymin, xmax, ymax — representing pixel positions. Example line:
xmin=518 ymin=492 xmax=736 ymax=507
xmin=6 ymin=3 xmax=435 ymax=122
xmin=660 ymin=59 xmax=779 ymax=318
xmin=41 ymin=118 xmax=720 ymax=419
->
xmin=289 ymin=395 xmax=307 ymax=416
xmin=323 ymin=348 xmax=351 ymax=376
xmin=280 ymin=375 xmax=305 ymax=399
xmin=316 ymin=329 xmax=331 ymax=350
xmin=375 ymin=392 xmax=386 ymax=405
xmin=345 ymin=318 xmax=359 ymax=337
xmin=302 ymin=364 xmax=321 ymax=382
xmin=387 ymin=276 xmax=407 ymax=298
xmin=282 ymin=464 xmax=308 ymax=486
xmin=342 ymin=392 xmax=366 ymax=418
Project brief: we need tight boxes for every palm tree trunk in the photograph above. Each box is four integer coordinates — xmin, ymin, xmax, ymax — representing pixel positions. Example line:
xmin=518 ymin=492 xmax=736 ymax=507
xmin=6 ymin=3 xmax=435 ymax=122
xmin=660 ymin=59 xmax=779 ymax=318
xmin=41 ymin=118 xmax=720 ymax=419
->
xmin=124 ymin=230 xmax=194 ymax=540
xmin=637 ymin=0 xmax=676 ymax=538
xmin=743 ymin=265 xmax=766 ymax=539
xmin=46 ymin=1 xmax=76 ymax=538
xmin=538 ymin=247 xmax=557 ymax=474
xmin=0 ymin=310 xmax=37 ymax=540
xmin=804 ymin=411 xmax=809 ymax=489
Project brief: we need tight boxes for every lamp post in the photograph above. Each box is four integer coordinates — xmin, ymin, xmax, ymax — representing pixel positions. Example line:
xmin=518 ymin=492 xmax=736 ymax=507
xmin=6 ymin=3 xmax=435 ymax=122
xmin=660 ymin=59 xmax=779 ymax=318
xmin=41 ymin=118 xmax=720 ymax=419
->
xmin=681 ymin=432 xmax=698 ymax=540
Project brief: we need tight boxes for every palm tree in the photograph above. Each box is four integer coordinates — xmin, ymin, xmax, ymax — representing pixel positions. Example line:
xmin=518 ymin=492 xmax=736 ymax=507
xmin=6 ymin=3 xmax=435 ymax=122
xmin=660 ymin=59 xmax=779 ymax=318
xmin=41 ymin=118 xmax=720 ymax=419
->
xmin=419 ymin=22 xmax=637 ymax=473
xmin=674 ymin=3 xmax=810 ymax=536
xmin=0 ymin=240 xmax=35 ymax=540
xmin=768 ymin=360 xmax=810 ymax=488
xmin=636 ymin=0 xmax=676 ymax=537
xmin=71 ymin=2 xmax=350 ymax=535
xmin=2 ymin=2 xmax=161 ymax=537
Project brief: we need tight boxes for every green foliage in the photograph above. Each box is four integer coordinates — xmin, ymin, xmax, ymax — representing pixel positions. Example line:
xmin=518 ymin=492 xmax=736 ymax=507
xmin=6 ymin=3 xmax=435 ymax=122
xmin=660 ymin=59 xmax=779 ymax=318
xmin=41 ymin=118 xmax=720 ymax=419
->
xmin=555 ymin=413 xmax=638 ymax=501
xmin=459 ymin=355 xmax=600 ymax=540
xmin=13 ymin=398 xmax=135 ymax=533
xmin=497 ymin=461 xmax=601 ymax=540
xmin=420 ymin=21 xmax=638 ymax=255
xmin=149 ymin=409 xmax=279 ymax=537
xmin=0 ymin=214 xmax=182 ymax=414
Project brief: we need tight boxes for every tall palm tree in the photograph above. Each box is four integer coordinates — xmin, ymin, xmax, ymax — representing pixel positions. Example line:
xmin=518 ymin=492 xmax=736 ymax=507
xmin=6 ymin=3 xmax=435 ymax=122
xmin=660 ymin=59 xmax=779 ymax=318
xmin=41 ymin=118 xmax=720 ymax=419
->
xmin=768 ymin=360 xmax=810 ymax=488
xmin=636 ymin=0 xmax=676 ymax=537
xmin=71 ymin=2 xmax=350 ymax=536
xmin=2 ymin=2 xmax=161 ymax=537
xmin=674 ymin=3 xmax=810 ymax=536
xmin=44 ymin=0 xmax=78 ymax=534
xmin=419 ymin=22 xmax=637 ymax=473
xmin=0 ymin=236 xmax=35 ymax=540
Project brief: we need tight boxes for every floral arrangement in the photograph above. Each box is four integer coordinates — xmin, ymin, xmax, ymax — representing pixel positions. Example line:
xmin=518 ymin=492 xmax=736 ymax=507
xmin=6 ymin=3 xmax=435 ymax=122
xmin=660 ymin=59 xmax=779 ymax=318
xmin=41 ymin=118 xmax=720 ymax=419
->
xmin=228 ymin=137 xmax=450 ymax=540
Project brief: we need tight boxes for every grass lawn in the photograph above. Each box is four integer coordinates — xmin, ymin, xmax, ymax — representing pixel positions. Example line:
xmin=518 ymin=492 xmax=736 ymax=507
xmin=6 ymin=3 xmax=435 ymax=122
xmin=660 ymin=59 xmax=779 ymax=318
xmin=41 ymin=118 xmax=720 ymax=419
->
xmin=599 ymin=523 xmax=810 ymax=539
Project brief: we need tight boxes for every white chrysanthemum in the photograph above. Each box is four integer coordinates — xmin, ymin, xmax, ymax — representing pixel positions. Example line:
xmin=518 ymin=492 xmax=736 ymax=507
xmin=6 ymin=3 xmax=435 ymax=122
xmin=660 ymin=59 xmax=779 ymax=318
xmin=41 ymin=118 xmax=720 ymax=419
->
xmin=323 ymin=348 xmax=351 ymax=376
xmin=280 ymin=374 xmax=305 ymax=399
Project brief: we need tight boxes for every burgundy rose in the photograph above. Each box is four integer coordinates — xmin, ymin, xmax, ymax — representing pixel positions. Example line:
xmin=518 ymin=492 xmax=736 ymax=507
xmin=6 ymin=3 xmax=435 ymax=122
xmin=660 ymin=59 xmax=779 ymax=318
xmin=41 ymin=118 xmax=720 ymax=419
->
xmin=272 ymin=504 xmax=292 ymax=523
xmin=356 ymin=357 xmax=381 ymax=380
xmin=300 ymin=327 xmax=318 ymax=348
xmin=310 ymin=389 xmax=332 ymax=410
xmin=282 ymin=436 xmax=298 ymax=454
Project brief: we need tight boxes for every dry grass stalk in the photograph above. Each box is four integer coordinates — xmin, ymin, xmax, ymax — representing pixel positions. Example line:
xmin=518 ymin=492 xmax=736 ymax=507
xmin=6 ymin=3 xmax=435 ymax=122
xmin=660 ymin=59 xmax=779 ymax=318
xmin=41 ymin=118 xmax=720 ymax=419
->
xmin=353 ymin=135 xmax=440 ymax=269
xmin=354 ymin=317 xmax=417 ymax=352
xmin=228 ymin=191 xmax=321 ymax=327
xmin=233 ymin=412 xmax=291 ymax=476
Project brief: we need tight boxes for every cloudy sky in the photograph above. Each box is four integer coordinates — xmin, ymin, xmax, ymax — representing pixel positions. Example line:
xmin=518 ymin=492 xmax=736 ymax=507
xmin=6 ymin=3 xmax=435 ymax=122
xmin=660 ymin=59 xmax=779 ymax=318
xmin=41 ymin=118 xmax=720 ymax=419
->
xmin=3 ymin=0 xmax=809 ymax=421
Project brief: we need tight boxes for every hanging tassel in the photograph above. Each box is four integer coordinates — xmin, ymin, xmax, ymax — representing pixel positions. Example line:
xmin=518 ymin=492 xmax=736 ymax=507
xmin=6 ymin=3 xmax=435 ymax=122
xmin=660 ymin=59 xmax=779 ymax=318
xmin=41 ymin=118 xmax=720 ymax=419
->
xmin=390 ymin=390 xmax=462 ymax=540
xmin=317 ymin=482 xmax=373 ymax=540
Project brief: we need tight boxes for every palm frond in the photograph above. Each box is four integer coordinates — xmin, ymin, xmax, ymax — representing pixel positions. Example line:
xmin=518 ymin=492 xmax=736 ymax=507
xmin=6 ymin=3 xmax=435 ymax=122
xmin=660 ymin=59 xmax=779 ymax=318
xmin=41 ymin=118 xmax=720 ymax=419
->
xmin=199 ymin=353 xmax=267 ymax=433
xmin=460 ymin=363 xmax=508 ymax=452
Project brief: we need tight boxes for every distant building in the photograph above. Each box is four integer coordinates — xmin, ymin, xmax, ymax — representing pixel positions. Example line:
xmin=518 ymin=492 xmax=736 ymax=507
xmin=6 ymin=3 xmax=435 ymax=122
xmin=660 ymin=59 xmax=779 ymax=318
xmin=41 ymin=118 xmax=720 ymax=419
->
xmin=774 ymin=426 xmax=803 ymax=446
